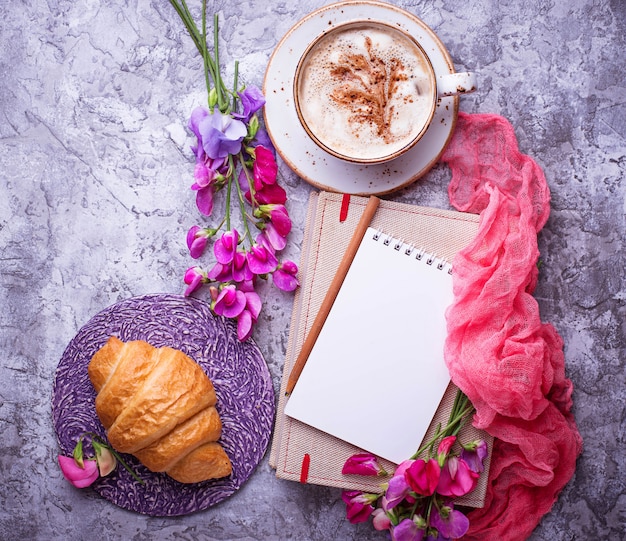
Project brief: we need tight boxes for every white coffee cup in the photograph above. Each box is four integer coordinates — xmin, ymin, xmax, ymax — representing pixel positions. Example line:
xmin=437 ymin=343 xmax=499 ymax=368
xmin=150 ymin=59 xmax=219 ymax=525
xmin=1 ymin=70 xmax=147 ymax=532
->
xmin=294 ymin=21 xmax=476 ymax=164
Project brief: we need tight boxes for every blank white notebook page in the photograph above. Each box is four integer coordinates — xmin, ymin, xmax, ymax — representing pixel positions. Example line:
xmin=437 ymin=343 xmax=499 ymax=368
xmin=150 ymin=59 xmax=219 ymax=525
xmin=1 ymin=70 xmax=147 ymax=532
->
xmin=284 ymin=226 xmax=453 ymax=464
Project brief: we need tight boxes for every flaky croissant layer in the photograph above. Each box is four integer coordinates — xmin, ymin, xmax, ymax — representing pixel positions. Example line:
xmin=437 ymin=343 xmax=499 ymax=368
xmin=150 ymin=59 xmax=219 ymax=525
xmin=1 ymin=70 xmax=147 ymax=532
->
xmin=88 ymin=336 xmax=232 ymax=483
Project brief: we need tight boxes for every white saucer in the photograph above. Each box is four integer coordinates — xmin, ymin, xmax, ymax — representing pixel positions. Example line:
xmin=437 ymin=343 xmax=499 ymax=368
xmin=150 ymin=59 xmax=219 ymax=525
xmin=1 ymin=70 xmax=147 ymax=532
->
xmin=263 ymin=0 xmax=459 ymax=196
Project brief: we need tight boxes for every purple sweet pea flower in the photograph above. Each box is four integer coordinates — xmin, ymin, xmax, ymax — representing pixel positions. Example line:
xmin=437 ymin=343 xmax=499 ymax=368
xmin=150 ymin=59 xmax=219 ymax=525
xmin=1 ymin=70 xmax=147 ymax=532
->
xmin=235 ymin=85 xmax=265 ymax=122
xmin=198 ymin=108 xmax=247 ymax=160
xmin=430 ymin=505 xmax=470 ymax=539
xmin=460 ymin=439 xmax=488 ymax=473
xmin=392 ymin=518 xmax=426 ymax=541
xmin=272 ymin=260 xmax=299 ymax=292
xmin=385 ymin=459 xmax=414 ymax=509
xmin=58 ymin=455 xmax=99 ymax=489
xmin=342 ymin=453 xmax=387 ymax=476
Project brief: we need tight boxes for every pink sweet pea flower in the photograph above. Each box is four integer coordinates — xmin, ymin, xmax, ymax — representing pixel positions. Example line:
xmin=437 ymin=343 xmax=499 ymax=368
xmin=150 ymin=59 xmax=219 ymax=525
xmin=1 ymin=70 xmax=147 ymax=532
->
xmin=183 ymin=266 xmax=207 ymax=296
xmin=58 ymin=455 xmax=99 ymax=489
xmin=406 ymin=458 xmax=441 ymax=496
xmin=235 ymin=281 xmax=262 ymax=341
xmin=258 ymin=224 xmax=287 ymax=252
xmin=186 ymin=226 xmax=211 ymax=259
xmin=437 ymin=435 xmax=457 ymax=465
xmin=93 ymin=440 xmax=116 ymax=477
xmin=341 ymin=490 xmax=378 ymax=524
xmin=391 ymin=518 xmax=426 ymax=541
xmin=272 ymin=260 xmax=299 ymax=292
xmin=207 ymin=261 xmax=233 ymax=283
xmin=436 ymin=456 xmax=479 ymax=497
xmin=342 ymin=453 xmax=387 ymax=476
xmin=430 ymin=505 xmax=470 ymax=539
xmin=212 ymin=284 xmax=246 ymax=318
xmin=247 ymin=244 xmax=278 ymax=275
xmin=257 ymin=204 xmax=292 ymax=236
xmin=372 ymin=508 xmax=392 ymax=531
xmin=214 ymin=230 xmax=239 ymax=265
xmin=231 ymin=251 xmax=254 ymax=282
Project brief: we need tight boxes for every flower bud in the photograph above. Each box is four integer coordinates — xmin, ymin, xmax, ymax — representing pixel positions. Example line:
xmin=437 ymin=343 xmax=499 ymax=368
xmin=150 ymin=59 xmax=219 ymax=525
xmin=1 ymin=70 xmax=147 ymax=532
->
xmin=208 ymin=88 xmax=218 ymax=108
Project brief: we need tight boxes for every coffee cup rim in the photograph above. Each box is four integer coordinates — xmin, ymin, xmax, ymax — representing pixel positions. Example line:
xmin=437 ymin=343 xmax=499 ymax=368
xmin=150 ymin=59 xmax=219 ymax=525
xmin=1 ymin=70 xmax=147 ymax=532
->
xmin=293 ymin=19 xmax=438 ymax=165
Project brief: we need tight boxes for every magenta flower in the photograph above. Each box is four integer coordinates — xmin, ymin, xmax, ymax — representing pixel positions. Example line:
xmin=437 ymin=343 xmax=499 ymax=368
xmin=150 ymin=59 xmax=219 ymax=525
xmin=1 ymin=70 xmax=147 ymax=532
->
xmin=214 ymin=229 xmax=239 ymax=265
xmin=212 ymin=284 xmax=246 ymax=318
xmin=253 ymin=145 xmax=278 ymax=187
xmin=58 ymin=455 xmax=99 ymax=488
xmin=235 ymin=85 xmax=265 ymax=122
xmin=342 ymin=453 xmax=387 ymax=476
xmin=186 ymin=226 xmax=211 ymax=259
xmin=430 ymin=505 xmax=470 ymax=539
xmin=231 ymin=250 xmax=254 ymax=282
xmin=183 ymin=266 xmax=207 ymax=296
xmin=207 ymin=261 xmax=233 ymax=283
xmin=460 ymin=439 xmax=488 ymax=473
xmin=392 ymin=518 xmax=426 ymax=541
xmin=341 ymin=490 xmax=378 ymax=524
xmin=257 ymin=204 xmax=292 ymax=236
xmin=436 ymin=456 xmax=479 ymax=497
xmin=437 ymin=435 xmax=457 ymax=465
xmin=258 ymin=224 xmax=287 ymax=251
xmin=255 ymin=181 xmax=287 ymax=205
xmin=406 ymin=459 xmax=441 ymax=496
xmin=236 ymin=285 xmax=262 ymax=341
xmin=247 ymin=244 xmax=278 ymax=275
xmin=272 ymin=260 xmax=299 ymax=292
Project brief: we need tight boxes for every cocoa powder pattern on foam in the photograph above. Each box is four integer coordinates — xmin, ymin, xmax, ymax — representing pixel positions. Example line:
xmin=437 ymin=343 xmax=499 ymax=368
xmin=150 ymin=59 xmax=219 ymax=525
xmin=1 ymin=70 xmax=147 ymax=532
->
xmin=328 ymin=36 xmax=411 ymax=143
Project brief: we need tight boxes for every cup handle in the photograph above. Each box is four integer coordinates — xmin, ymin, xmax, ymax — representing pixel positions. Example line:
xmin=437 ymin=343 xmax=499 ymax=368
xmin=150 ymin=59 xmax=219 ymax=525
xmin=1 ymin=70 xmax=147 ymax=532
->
xmin=437 ymin=72 xmax=477 ymax=97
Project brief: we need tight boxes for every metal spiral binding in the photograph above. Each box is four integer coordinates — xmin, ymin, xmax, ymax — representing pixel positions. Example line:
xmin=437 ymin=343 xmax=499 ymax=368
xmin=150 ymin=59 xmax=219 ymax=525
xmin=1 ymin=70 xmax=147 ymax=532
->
xmin=371 ymin=230 xmax=452 ymax=273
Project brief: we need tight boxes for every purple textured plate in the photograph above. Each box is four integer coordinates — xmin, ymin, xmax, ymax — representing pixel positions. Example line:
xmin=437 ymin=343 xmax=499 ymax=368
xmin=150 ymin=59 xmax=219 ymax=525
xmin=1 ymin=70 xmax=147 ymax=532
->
xmin=52 ymin=294 xmax=275 ymax=516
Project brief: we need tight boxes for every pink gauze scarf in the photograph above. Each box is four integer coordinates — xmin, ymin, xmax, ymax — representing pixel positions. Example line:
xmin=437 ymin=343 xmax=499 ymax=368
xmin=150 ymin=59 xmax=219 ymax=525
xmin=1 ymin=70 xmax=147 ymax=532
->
xmin=440 ymin=112 xmax=583 ymax=540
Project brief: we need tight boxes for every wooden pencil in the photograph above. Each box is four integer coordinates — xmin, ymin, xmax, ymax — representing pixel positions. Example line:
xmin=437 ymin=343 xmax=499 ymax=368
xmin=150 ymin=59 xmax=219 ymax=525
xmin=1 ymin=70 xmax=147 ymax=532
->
xmin=285 ymin=195 xmax=380 ymax=395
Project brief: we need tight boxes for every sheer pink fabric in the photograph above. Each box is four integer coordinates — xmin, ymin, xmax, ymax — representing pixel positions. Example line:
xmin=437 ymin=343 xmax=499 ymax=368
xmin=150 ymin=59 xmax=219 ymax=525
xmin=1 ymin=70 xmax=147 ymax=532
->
xmin=441 ymin=113 xmax=583 ymax=540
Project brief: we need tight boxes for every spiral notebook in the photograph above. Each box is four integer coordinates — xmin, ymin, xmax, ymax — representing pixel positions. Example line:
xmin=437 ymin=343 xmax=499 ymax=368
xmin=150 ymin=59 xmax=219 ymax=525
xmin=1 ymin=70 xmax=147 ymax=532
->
xmin=271 ymin=191 xmax=491 ymax=506
xmin=284 ymin=225 xmax=454 ymax=464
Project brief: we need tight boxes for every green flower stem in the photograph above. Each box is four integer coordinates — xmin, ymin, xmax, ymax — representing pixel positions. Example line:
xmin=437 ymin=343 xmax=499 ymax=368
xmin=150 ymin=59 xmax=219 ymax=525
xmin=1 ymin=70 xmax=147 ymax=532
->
xmin=412 ymin=389 xmax=475 ymax=459
xmin=235 ymin=153 xmax=254 ymax=244
xmin=225 ymin=157 xmax=233 ymax=231
xmin=212 ymin=14 xmax=228 ymax=111
xmin=232 ymin=60 xmax=240 ymax=111
xmin=87 ymin=433 xmax=144 ymax=485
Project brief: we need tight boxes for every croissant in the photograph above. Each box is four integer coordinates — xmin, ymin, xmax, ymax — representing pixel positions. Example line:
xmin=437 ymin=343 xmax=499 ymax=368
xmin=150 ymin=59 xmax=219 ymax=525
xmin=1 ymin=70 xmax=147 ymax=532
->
xmin=88 ymin=336 xmax=232 ymax=483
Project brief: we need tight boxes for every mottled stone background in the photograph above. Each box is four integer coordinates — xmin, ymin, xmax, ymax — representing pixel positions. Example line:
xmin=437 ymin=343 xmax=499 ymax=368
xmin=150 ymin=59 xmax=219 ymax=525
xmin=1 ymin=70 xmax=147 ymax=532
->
xmin=1 ymin=0 xmax=624 ymax=539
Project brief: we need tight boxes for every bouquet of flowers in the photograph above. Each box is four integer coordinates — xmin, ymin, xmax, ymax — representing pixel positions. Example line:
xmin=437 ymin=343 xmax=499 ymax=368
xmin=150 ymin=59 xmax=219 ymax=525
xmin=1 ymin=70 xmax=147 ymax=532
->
xmin=341 ymin=390 xmax=488 ymax=541
xmin=169 ymin=0 xmax=299 ymax=341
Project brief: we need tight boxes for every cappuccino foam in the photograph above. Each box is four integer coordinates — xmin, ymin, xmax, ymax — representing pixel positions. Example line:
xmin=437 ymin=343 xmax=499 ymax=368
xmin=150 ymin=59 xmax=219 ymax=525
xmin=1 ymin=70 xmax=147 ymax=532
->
xmin=296 ymin=23 xmax=435 ymax=162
